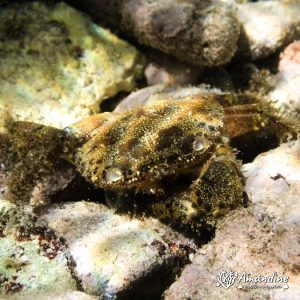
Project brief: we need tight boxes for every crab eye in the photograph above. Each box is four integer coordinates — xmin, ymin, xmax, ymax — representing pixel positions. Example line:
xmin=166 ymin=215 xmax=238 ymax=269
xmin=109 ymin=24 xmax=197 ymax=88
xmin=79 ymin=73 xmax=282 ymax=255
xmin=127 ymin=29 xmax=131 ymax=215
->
xmin=193 ymin=137 xmax=207 ymax=152
xmin=105 ymin=167 xmax=123 ymax=183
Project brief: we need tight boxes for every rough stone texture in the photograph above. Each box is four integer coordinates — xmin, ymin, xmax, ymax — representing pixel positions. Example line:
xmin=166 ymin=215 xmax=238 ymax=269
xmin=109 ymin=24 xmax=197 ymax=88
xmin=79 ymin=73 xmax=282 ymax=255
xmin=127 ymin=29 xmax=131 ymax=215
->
xmin=37 ymin=201 xmax=195 ymax=299
xmin=165 ymin=141 xmax=300 ymax=299
xmin=268 ymin=41 xmax=300 ymax=113
xmin=29 ymin=165 xmax=76 ymax=208
xmin=114 ymin=84 xmax=167 ymax=113
xmin=68 ymin=0 xmax=240 ymax=67
xmin=144 ymin=53 xmax=201 ymax=86
xmin=114 ymin=84 xmax=221 ymax=113
xmin=165 ymin=208 xmax=300 ymax=300
xmin=236 ymin=2 xmax=300 ymax=60
xmin=243 ymin=140 xmax=300 ymax=215
xmin=0 ymin=199 xmax=35 ymax=238
xmin=246 ymin=140 xmax=300 ymax=271
xmin=8 ymin=291 xmax=98 ymax=300
xmin=0 ymin=199 xmax=77 ymax=298
xmin=0 ymin=237 xmax=77 ymax=298
xmin=0 ymin=2 xmax=144 ymax=128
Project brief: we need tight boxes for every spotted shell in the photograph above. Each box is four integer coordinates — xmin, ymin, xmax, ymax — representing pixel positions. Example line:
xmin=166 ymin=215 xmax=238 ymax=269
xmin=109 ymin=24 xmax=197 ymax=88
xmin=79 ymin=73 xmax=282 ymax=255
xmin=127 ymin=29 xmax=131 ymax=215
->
xmin=73 ymin=96 xmax=227 ymax=193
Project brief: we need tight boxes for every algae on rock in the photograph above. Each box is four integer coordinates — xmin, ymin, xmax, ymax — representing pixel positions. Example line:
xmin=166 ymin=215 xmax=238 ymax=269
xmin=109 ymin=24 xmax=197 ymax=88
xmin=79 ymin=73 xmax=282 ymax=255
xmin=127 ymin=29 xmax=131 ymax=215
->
xmin=0 ymin=199 xmax=77 ymax=298
xmin=0 ymin=2 xmax=145 ymax=128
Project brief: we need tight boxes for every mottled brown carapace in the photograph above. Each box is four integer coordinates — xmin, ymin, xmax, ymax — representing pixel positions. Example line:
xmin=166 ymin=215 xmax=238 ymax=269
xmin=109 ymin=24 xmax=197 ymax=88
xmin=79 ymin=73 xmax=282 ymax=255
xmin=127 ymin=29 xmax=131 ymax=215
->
xmin=74 ymin=97 xmax=225 ymax=191
xmin=2 ymin=91 xmax=298 ymax=233
xmin=69 ymin=93 xmax=279 ymax=232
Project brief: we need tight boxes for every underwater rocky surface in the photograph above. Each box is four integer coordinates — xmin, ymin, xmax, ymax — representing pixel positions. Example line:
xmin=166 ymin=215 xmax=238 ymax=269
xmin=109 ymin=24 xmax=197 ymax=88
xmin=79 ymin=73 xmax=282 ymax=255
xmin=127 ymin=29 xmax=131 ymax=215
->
xmin=0 ymin=0 xmax=299 ymax=299
xmin=165 ymin=140 xmax=300 ymax=299
xmin=37 ymin=201 xmax=195 ymax=298
xmin=0 ymin=199 xmax=77 ymax=297
xmin=0 ymin=2 xmax=144 ymax=128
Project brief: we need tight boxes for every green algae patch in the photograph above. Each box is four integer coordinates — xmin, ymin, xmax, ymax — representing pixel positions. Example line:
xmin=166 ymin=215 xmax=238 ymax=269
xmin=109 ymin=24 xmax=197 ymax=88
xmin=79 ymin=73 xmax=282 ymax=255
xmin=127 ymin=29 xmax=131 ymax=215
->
xmin=0 ymin=2 xmax=145 ymax=128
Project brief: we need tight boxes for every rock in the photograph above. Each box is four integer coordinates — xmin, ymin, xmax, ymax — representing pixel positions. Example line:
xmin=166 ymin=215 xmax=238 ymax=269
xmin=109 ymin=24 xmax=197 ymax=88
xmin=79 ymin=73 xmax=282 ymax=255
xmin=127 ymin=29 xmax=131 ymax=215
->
xmin=144 ymin=53 xmax=201 ymax=86
xmin=114 ymin=84 xmax=167 ymax=113
xmin=67 ymin=0 xmax=240 ymax=67
xmin=29 ymin=165 xmax=76 ymax=208
xmin=0 ymin=199 xmax=35 ymax=238
xmin=0 ymin=237 xmax=77 ymax=298
xmin=165 ymin=207 xmax=300 ymax=299
xmin=114 ymin=84 xmax=222 ymax=113
xmin=165 ymin=141 xmax=300 ymax=299
xmin=0 ymin=2 xmax=144 ymax=128
xmin=11 ymin=291 xmax=98 ymax=300
xmin=0 ymin=199 xmax=77 ymax=298
xmin=243 ymin=140 xmax=300 ymax=222
xmin=37 ymin=201 xmax=195 ymax=299
xmin=268 ymin=41 xmax=300 ymax=112
xmin=145 ymin=62 xmax=198 ymax=86
xmin=236 ymin=1 xmax=300 ymax=60
xmin=243 ymin=141 xmax=300 ymax=277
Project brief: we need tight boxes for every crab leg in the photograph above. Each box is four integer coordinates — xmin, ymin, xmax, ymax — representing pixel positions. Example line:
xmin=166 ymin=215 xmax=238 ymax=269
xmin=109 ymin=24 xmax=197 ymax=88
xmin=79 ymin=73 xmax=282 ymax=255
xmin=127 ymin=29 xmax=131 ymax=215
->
xmin=223 ymin=103 xmax=271 ymax=138
xmin=68 ymin=112 xmax=121 ymax=141
xmin=149 ymin=145 xmax=244 ymax=233
xmin=223 ymin=103 xmax=299 ymax=140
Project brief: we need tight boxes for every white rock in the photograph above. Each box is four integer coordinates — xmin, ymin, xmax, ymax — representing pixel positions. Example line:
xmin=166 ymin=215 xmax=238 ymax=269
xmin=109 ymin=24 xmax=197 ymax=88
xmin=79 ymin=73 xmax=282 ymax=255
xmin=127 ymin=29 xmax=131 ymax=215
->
xmin=243 ymin=141 xmax=300 ymax=223
xmin=269 ymin=41 xmax=300 ymax=112
xmin=38 ymin=201 xmax=194 ymax=298
xmin=236 ymin=2 xmax=300 ymax=60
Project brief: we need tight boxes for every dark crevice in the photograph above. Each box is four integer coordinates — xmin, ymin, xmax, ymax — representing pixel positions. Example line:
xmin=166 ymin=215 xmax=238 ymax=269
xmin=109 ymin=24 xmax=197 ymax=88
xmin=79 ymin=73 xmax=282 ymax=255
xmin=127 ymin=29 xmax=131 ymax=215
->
xmin=116 ymin=257 xmax=190 ymax=300
xmin=49 ymin=171 xmax=105 ymax=205
xmin=65 ymin=251 xmax=84 ymax=292
xmin=231 ymin=129 xmax=280 ymax=163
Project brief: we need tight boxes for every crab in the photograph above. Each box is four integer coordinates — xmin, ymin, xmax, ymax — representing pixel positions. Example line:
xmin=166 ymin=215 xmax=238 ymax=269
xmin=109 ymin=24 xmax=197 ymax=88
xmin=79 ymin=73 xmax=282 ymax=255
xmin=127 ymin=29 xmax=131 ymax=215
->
xmin=1 ymin=86 xmax=297 ymax=233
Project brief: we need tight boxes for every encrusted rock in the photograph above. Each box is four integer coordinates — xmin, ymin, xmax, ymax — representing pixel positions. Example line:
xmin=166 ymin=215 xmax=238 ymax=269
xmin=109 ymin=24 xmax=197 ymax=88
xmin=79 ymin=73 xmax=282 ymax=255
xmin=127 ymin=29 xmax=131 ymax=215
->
xmin=11 ymin=291 xmax=98 ymax=300
xmin=165 ymin=141 xmax=300 ymax=299
xmin=114 ymin=84 xmax=167 ymax=113
xmin=0 ymin=199 xmax=77 ymax=298
xmin=144 ymin=52 xmax=201 ymax=86
xmin=0 ymin=237 xmax=77 ymax=297
xmin=68 ymin=0 xmax=240 ymax=67
xmin=38 ymin=201 xmax=195 ymax=299
xmin=236 ymin=1 xmax=300 ymax=60
xmin=0 ymin=2 xmax=144 ymax=128
xmin=114 ymin=84 xmax=222 ymax=113
xmin=268 ymin=41 xmax=300 ymax=112
xmin=243 ymin=140 xmax=300 ymax=223
xmin=164 ymin=208 xmax=300 ymax=299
